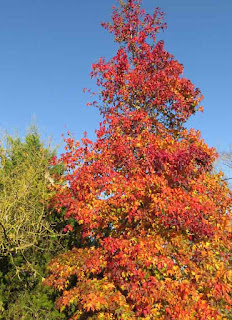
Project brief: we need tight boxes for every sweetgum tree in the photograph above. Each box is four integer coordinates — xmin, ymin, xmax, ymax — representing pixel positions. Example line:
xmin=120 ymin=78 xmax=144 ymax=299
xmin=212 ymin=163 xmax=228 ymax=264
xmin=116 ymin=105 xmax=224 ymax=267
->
xmin=45 ymin=1 xmax=232 ymax=319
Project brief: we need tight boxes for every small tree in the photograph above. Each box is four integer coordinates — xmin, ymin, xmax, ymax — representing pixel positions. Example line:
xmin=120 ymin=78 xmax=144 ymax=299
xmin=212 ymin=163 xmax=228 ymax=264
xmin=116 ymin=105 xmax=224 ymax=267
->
xmin=45 ymin=1 xmax=232 ymax=319
xmin=220 ymin=147 xmax=232 ymax=187
xmin=0 ymin=127 xmax=66 ymax=318
xmin=0 ymin=127 xmax=53 ymax=256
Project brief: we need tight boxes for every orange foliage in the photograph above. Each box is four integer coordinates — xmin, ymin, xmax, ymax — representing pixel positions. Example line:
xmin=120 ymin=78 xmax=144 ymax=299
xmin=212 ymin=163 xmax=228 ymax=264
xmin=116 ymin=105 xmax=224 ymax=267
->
xmin=44 ymin=1 xmax=232 ymax=319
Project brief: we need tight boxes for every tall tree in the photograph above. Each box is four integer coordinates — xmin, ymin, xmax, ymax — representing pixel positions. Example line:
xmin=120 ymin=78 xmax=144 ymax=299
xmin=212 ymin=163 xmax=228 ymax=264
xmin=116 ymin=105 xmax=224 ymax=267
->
xmin=45 ymin=1 xmax=232 ymax=319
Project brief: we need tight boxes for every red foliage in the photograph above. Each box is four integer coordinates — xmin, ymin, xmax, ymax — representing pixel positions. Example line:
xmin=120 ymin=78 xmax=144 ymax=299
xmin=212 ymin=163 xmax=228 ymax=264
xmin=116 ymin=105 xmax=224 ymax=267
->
xmin=90 ymin=0 xmax=203 ymax=132
xmin=44 ymin=1 xmax=232 ymax=319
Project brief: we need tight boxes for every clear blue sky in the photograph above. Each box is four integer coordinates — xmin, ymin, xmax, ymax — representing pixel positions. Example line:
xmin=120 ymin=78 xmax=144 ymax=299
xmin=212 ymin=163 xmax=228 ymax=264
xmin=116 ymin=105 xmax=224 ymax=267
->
xmin=0 ymin=0 xmax=231 ymax=152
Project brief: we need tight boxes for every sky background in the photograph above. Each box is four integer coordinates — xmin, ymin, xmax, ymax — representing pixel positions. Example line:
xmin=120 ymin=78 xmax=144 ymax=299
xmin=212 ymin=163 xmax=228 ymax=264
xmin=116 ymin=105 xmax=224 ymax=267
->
xmin=0 ymin=0 xmax=231 ymax=156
